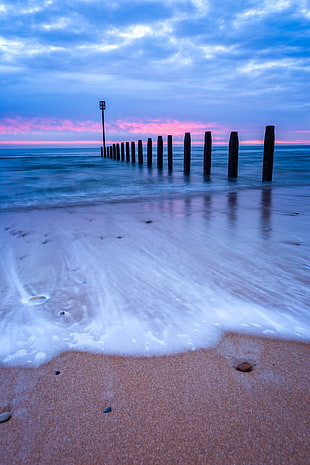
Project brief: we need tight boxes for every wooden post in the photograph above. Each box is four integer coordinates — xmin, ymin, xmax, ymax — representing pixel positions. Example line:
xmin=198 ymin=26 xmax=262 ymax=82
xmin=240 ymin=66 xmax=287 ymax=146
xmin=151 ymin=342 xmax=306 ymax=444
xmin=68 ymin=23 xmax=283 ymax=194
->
xmin=138 ymin=140 xmax=143 ymax=165
xmin=131 ymin=141 xmax=136 ymax=163
xmin=262 ymin=125 xmax=275 ymax=181
xmin=184 ymin=132 xmax=191 ymax=173
xmin=167 ymin=135 xmax=173 ymax=171
xmin=100 ymin=147 xmax=103 ymax=157
xmin=147 ymin=138 xmax=152 ymax=166
xmin=228 ymin=132 xmax=239 ymax=178
xmin=116 ymin=143 xmax=120 ymax=161
xmin=121 ymin=142 xmax=125 ymax=161
xmin=107 ymin=146 xmax=110 ymax=158
xmin=126 ymin=142 xmax=130 ymax=162
xmin=157 ymin=136 xmax=163 ymax=169
xmin=203 ymin=131 xmax=212 ymax=176
xmin=113 ymin=144 xmax=117 ymax=160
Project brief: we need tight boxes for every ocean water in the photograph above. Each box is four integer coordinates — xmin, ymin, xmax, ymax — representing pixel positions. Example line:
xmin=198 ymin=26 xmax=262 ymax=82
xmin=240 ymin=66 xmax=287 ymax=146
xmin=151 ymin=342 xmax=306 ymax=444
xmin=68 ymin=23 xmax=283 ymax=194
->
xmin=0 ymin=144 xmax=310 ymax=366
xmin=0 ymin=145 xmax=309 ymax=210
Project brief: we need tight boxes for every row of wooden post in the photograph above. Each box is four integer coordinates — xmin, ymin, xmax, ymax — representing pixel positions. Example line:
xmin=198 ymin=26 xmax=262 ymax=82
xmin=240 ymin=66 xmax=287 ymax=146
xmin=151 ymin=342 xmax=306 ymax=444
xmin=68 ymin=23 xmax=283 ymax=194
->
xmin=101 ymin=126 xmax=275 ymax=182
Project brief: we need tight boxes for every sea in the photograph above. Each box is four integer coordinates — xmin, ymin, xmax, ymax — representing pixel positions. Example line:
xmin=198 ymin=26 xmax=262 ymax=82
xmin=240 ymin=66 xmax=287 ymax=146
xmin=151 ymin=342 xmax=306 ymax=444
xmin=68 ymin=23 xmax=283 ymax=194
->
xmin=1 ymin=145 xmax=309 ymax=210
xmin=0 ymin=144 xmax=310 ymax=366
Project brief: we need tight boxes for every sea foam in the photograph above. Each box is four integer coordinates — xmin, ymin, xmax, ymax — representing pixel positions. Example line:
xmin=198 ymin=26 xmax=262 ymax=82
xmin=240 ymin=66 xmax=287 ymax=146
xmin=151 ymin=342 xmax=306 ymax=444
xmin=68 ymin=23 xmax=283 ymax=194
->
xmin=0 ymin=187 xmax=309 ymax=366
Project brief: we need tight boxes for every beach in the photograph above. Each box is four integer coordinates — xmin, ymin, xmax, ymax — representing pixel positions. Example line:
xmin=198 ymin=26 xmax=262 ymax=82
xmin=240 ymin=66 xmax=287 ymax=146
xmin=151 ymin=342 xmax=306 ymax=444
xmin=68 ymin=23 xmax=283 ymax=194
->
xmin=1 ymin=334 xmax=310 ymax=465
xmin=0 ymin=147 xmax=309 ymax=463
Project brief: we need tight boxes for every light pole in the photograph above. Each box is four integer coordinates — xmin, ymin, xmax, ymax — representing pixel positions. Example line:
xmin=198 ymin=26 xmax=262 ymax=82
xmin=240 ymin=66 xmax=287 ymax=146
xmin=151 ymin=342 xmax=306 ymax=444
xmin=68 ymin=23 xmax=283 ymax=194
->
xmin=99 ymin=100 xmax=106 ymax=157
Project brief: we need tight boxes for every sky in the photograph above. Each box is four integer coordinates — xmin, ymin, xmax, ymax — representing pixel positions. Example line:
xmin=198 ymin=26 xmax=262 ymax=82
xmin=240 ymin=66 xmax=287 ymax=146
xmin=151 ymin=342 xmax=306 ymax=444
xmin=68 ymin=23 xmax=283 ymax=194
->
xmin=0 ymin=0 xmax=309 ymax=147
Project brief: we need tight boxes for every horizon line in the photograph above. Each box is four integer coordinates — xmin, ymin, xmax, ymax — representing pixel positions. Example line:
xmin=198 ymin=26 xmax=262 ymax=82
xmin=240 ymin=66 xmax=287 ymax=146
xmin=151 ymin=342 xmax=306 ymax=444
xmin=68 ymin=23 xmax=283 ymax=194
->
xmin=0 ymin=139 xmax=310 ymax=148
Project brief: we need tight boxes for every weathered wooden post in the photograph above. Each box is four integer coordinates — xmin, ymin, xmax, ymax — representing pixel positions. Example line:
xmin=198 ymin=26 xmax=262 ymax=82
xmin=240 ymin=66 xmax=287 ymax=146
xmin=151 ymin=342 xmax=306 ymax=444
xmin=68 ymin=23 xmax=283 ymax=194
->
xmin=157 ymin=136 xmax=163 ymax=169
xmin=121 ymin=142 xmax=125 ymax=161
xmin=131 ymin=141 xmax=136 ymax=164
xmin=107 ymin=146 xmax=110 ymax=158
xmin=203 ymin=131 xmax=212 ymax=176
xmin=184 ymin=132 xmax=191 ymax=173
xmin=167 ymin=135 xmax=173 ymax=171
xmin=228 ymin=132 xmax=239 ymax=178
xmin=138 ymin=140 xmax=143 ymax=165
xmin=100 ymin=147 xmax=104 ymax=157
xmin=147 ymin=138 xmax=152 ymax=167
xmin=126 ymin=142 xmax=130 ymax=162
xmin=262 ymin=125 xmax=275 ymax=181
xmin=116 ymin=143 xmax=120 ymax=161
xmin=113 ymin=144 xmax=117 ymax=160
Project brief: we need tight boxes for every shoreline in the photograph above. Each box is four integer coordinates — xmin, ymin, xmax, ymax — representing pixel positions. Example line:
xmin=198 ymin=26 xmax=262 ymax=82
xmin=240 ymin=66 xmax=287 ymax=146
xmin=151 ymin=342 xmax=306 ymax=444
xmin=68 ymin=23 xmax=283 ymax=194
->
xmin=1 ymin=191 xmax=310 ymax=366
xmin=1 ymin=332 xmax=309 ymax=465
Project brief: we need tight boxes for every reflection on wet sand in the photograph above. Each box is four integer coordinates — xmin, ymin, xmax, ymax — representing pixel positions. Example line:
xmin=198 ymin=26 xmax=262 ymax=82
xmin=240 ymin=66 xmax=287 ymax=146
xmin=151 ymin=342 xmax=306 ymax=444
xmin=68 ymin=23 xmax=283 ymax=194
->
xmin=227 ymin=191 xmax=238 ymax=226
xmin=260 ymin=188 xmax=272 ymax=240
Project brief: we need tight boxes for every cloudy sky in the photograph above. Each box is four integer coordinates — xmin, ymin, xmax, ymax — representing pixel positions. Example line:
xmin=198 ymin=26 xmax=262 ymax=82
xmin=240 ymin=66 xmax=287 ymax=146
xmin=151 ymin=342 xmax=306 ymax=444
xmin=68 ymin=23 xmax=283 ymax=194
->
xmin=0 ymin=0 xmax=309 ymax=146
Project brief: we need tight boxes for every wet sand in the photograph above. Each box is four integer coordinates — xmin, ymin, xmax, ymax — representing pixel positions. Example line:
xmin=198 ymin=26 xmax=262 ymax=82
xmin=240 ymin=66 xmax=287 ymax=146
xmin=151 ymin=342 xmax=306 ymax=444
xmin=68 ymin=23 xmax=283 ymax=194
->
xmin=1 ymin=332 xmax=309 ymax=465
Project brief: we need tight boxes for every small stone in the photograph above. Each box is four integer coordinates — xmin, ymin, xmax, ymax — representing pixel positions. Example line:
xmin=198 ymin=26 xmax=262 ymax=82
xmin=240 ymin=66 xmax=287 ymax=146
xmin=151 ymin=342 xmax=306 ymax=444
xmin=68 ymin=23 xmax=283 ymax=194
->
xmin=104 ymin=407 xmax=112 ymax=413
xmin=145 ymin=220 xmax=153 ymax=224
xmin=0 ymin=412 xmax=11 ymax=423
xmin=28 ymin=295 xmax=47 ymax=305
xmin=55 ymin=370 xmax=61 ymax=375
xmin=236 ymin=362 xmax=253 ymax=372
xmin=58 ymin=311 xmax=66 ymax=317
xmin=116 ymin=236 xmax=123 ymax=239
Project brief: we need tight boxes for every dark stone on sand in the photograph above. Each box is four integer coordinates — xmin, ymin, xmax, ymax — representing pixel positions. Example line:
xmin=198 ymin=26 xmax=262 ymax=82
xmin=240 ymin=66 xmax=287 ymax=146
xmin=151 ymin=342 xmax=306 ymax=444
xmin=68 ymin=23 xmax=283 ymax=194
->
xmin=104 ymin=407 xmax=112 ymax=413
xmin=117 ymin=236 xmax=123 ymax=239
xmin=55 ymin=370 xmax=61 ymax=375
xmin=0 ymin=412 xmax=11 ymax=423
xmin=145 ymin=220 xmax=153 ymax=224
xmin=236 ymin=362 xmax=253 ymax=372
xmin=58 ymin=311 xmax=66 ymax=317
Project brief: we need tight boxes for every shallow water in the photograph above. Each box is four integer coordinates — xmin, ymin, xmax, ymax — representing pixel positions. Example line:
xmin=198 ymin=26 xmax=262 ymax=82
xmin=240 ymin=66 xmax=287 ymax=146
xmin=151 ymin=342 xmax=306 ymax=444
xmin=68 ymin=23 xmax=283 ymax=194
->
xmin=1 ymin=145 xmax=309 ymax=211
xmin=0 ymin=146 xmax=309 ymax=366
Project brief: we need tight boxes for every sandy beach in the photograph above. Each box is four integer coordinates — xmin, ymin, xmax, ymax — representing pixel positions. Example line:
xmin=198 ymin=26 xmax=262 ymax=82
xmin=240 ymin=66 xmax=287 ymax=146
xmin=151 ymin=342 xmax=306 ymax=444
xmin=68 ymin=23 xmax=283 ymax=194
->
xmin=1 ymin=333 xmax=309 ymax=465
xmin=1 ymin=154 xmax=309 ymax=464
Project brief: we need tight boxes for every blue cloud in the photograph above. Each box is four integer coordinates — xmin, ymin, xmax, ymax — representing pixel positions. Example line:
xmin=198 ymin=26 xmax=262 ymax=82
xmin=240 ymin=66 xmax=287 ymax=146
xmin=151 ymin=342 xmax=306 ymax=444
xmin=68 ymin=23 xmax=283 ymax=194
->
xmin=0 ymin=0 xmax=309 ymax=140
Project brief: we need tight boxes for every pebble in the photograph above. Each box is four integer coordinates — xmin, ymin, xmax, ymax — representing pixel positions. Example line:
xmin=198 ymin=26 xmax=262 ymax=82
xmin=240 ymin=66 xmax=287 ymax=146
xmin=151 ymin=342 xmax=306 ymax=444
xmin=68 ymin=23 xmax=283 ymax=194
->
xmin=236 ymin=362 xmax=253 ymax=372
xmin=104 ymin=407 xmax=112 ymax=413
xmin=0 ymin=412 xmax=11 ymax=423
xmin=145 ymin=220 xmax=153 ymax=224
xmin=58 ymin=311 xmax=66 ymax=317
xmin=55 ymin=370 xmax=61 ymax=375
xmin=28 ymin=295 xmax=47 ymax=305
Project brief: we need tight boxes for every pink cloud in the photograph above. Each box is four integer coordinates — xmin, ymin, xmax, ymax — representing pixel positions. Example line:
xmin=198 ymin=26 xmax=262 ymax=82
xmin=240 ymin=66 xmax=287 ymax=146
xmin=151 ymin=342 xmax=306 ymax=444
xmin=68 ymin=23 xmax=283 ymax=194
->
xmin=0 ymin=117 xmax=309 ymax=146
xmin=0 ymin=117 xmax=101 ymax=134
xmin=0 ymin=116 xmax=224 ymax=137
xmin=0 ymin=140 xmax=102 ymax=146
xmin=107 ymin=119 xmax=222 ymax=136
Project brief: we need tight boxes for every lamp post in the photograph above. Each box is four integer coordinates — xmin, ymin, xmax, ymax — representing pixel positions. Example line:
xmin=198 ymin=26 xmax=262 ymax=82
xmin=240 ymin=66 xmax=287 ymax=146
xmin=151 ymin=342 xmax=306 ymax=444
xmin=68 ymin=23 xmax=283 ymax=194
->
xmin=99 ymin=100 xmax=106 ymax=157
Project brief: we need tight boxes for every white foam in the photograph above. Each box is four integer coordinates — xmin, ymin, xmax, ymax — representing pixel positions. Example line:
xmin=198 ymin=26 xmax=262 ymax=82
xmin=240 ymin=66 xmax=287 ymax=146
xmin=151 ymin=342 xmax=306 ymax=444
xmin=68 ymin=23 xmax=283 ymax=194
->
xmin=1 ymin=188 xmax=310 ymax=366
